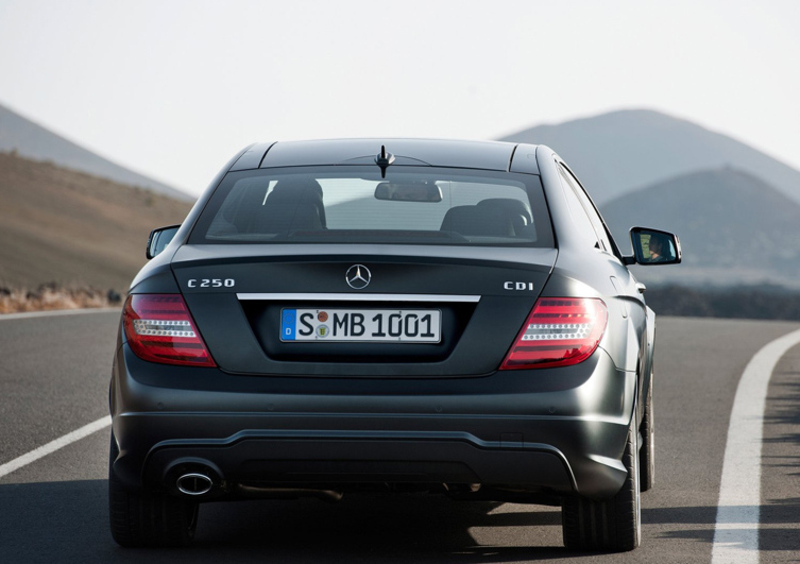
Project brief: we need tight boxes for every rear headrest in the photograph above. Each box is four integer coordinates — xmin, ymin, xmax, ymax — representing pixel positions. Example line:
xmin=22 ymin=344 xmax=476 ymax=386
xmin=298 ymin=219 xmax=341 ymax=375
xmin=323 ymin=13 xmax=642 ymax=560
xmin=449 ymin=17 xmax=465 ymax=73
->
xmin=269 ymin=178 xmax=324 ymax=202
xmin=255 ymin=177 xmax=326 ymax=234
xmin=477 ymin=199 xmax=531 ymax=235
xmin=440 ymin=204 xmax=515 ymax=237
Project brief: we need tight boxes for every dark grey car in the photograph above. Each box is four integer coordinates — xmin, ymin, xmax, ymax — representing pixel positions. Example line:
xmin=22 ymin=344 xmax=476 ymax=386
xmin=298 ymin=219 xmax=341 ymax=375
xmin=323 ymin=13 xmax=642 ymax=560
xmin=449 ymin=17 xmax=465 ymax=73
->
xmin=109 ymin=139 xmax=680 ymax=551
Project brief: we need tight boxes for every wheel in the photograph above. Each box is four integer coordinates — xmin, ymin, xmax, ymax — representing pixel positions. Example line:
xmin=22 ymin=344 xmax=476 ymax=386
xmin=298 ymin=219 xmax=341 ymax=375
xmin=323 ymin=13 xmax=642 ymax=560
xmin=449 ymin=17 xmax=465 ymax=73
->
xmin=639 ymin=368 xmax=655 ymax=492
xmin=562 ymin=418 xmax=642 ymax=552
xmin=108 ymin=432 xmax=199 ymax=547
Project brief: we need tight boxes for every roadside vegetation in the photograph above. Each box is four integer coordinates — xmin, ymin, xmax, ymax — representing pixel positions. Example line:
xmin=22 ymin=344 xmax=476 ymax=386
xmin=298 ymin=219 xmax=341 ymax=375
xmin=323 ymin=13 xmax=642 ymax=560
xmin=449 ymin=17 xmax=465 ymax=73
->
xmin=0 ymin=283 xmax=122 ymax=314
xmin=646 ymin=285 xmax=800 ymax=321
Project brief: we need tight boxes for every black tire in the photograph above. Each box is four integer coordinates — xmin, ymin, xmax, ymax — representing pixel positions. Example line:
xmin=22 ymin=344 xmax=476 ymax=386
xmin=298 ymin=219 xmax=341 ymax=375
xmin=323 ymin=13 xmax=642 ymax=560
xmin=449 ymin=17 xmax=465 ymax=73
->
xmin=639 ymin=368 xmax=655 ymax=492
xmin=562 ymin=418 xmax=642 ymax=552
xmin=108 ymin=433 xmax=199 ymax=548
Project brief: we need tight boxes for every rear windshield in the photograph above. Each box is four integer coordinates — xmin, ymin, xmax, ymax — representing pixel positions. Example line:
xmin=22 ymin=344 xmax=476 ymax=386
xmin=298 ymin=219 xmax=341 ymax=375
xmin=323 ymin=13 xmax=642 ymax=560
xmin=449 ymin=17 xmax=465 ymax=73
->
xmin=190 ymin=166 xmax=553 ymax=247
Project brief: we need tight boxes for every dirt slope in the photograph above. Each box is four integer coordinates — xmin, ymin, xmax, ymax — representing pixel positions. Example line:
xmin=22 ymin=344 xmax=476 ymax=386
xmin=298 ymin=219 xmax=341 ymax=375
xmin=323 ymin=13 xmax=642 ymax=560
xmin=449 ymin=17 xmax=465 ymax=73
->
xmin=0 ymin=152 xmax=193 ymax=294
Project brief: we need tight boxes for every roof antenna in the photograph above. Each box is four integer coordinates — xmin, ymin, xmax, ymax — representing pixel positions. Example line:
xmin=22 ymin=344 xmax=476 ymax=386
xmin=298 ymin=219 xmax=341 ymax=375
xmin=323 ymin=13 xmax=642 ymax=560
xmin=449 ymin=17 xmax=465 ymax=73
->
xmin=375 ymin=145 xmax=395 ymax=179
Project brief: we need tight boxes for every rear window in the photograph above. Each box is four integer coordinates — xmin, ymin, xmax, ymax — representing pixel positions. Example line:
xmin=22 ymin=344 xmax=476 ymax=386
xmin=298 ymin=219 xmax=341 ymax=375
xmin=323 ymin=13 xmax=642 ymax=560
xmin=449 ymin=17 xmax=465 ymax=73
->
xmin=190 ymin=166 xmax=553 ymax=247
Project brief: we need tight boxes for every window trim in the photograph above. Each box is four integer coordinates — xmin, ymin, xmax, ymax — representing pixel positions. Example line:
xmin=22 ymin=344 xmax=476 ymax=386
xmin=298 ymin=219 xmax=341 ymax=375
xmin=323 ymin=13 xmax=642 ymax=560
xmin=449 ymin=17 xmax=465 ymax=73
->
xmin=557 ymin=162 xmax=624 ymax=260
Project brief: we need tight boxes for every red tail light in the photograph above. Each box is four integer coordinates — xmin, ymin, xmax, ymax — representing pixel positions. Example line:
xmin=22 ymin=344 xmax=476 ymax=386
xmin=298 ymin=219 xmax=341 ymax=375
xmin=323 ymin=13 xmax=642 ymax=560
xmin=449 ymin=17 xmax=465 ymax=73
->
xmin=500 ymin=297 xmax=608 ymax=370
xmin=123 ymin=294 xmax=216 ymax=367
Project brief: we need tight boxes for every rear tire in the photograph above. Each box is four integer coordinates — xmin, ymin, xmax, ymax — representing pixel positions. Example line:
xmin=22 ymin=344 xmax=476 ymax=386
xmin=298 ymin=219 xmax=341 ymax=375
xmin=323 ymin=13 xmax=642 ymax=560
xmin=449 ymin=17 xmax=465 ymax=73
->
xmin=562 ymin=418 xmax=641 ymax=552
xmin=108 ymin=432 xmax=199 ymax=547
xmin=639 ymin=368 xmax=655 ymax=492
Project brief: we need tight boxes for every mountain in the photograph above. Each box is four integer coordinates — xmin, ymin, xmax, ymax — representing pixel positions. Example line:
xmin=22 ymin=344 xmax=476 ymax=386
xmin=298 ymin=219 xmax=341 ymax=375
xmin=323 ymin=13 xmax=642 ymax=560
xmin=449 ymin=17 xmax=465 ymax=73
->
xmin=0 ymin=102 xmax=192 ymax=201
xmin=0 ymin=152 xmax=192 ymax=292
xmin=500 ymin=109 xmax=800 ymax=205
xmin=601 ymin=168 xmax=800 ymax=289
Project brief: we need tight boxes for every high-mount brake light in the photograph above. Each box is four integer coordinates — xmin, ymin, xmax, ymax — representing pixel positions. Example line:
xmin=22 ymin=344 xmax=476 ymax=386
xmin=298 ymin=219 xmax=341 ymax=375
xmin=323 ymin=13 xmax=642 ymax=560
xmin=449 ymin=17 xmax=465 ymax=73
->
xmin=500 ymin=297 xmax=608 ymax=370
xmin=123 ymin=294 xmax=216 ymax=367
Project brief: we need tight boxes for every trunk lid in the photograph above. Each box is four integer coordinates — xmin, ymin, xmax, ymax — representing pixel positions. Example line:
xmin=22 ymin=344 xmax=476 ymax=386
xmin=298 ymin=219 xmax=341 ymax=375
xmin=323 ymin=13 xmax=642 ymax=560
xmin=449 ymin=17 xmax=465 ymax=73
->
xmin=171 ymin=244 xmax=555 ymax=377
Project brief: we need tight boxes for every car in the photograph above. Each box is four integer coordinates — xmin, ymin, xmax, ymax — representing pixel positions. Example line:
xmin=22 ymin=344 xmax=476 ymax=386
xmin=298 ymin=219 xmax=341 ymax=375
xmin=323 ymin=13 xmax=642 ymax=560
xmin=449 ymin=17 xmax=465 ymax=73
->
xmin=108 ymin=138 xmax=681 ymax=551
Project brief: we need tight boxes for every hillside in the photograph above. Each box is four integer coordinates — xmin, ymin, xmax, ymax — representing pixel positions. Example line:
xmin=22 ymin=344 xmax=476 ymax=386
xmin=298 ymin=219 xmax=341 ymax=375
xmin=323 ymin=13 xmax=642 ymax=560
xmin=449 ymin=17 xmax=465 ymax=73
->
xmin=500 ymin=109 xmax=800 ymax=205
xmin=0 ymin=103 xmax=192 ymax=201
xmin=0 ymin=152 xmax=193 ymax=294
xmin=601 ymin=168 xmax=800 ymax=289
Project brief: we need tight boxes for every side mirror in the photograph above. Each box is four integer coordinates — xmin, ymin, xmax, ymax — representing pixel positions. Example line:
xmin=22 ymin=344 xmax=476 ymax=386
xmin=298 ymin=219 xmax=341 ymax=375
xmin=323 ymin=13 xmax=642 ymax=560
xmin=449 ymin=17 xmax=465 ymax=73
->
xmin=627 ymin=227 xmax=682 ymax=265
xmin=146 ymin=225 xmax=180 ymax=259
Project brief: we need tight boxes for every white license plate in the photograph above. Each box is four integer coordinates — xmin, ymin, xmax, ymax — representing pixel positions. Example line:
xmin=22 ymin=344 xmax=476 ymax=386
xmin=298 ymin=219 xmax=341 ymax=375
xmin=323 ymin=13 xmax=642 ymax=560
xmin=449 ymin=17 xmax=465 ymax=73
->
xmin=280 ymin=308 xmax=441 ymax=342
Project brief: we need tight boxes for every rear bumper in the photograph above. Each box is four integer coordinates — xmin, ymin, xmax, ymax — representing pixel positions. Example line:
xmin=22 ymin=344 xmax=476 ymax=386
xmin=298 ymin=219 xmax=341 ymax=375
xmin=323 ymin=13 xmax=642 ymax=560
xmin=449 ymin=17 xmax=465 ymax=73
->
xmin=110 ymin=344 xmax=635 ymax=500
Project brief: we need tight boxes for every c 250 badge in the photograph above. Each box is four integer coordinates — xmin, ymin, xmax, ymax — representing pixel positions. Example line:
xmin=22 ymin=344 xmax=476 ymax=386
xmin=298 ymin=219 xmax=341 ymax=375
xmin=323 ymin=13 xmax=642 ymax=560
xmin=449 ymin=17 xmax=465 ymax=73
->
xmin=187 ymin=278 xmax=235 ymax=288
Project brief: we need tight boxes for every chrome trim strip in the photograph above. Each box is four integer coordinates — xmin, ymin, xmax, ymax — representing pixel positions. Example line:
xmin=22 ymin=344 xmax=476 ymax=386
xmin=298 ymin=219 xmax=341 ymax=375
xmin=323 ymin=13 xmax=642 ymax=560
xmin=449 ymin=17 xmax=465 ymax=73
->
xmin=236 ymin=293 xmax=481 ymax=303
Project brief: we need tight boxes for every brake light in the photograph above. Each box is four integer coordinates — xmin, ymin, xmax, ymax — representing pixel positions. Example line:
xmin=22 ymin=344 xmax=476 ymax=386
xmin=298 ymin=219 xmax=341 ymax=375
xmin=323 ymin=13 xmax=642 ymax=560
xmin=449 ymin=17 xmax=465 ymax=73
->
xmin=500 ymin=298 xmax=608 ymax=370
xmin=123 ymin=294 xmax=216 ymax=367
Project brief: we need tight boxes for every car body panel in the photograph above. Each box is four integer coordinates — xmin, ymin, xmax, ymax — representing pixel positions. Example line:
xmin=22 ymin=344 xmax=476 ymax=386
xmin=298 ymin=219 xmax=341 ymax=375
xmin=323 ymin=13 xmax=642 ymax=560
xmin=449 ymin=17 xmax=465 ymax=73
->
xmin=111 ymin=343 xmax=633 ymax=499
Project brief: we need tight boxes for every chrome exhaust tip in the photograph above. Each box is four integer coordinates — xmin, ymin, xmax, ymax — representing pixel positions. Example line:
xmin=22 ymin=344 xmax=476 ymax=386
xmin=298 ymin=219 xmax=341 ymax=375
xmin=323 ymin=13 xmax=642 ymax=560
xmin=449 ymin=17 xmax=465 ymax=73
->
xmin=176 ymin=472 xmax=214 ymax=496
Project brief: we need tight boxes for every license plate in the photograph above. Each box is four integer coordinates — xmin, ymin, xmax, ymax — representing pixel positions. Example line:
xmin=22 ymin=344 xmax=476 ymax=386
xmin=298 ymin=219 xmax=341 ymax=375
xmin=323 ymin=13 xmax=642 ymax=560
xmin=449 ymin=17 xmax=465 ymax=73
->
xmin=281 ymin=308 xmax=441 ymax=342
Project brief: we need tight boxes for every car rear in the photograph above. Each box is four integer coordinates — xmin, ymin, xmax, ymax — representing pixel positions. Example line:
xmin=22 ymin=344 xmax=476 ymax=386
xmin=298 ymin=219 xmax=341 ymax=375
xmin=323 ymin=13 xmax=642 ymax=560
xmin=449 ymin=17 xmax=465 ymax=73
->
xmin=109 ymin=142 xmax=636 ymax=549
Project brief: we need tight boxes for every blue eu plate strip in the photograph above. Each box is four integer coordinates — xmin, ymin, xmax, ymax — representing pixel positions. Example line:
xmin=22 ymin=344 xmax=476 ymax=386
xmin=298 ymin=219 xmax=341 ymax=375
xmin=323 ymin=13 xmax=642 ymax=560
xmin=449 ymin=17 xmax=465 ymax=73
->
xmin=281 ymin=309 xmax=296 ymax=341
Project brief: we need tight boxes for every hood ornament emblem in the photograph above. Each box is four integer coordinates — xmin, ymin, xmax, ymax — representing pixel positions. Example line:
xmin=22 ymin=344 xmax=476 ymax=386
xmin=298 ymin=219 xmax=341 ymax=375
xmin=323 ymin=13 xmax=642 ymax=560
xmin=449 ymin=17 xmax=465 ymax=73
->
xmin=345 ymin=264 xmax=371 ymax=290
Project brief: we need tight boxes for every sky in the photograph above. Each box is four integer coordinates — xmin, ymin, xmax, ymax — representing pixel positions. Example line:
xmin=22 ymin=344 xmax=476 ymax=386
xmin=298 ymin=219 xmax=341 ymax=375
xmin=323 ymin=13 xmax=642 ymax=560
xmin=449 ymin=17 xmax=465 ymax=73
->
xmin=0 ymin=0 xmax=798 ymax=196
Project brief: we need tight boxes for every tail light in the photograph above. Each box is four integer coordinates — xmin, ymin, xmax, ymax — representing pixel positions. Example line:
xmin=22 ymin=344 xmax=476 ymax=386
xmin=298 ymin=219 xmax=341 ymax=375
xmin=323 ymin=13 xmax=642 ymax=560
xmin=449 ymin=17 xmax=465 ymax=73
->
xmin=123 ymin=294 xmax=216 ymax=367
xmin=500 ymin=297 xmax=608 ymax=370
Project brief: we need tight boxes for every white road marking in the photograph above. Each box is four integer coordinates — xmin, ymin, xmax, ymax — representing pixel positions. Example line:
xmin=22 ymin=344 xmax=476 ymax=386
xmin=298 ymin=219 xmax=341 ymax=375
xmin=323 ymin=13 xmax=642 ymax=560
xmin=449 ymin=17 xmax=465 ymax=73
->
xmin=0 ymin=416 xmax=111 ymax=480
xmin=711 ymin=328 xmax=800 ymax=563
xmin=0 ymin=308 xmax=119 ymax=321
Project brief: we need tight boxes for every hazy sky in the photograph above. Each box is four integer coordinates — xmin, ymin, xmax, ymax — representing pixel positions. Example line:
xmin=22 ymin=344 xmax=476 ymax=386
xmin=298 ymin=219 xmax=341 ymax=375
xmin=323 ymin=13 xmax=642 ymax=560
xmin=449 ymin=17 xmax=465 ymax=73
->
xmin=1 ymin=0 xmax=798 ymax=196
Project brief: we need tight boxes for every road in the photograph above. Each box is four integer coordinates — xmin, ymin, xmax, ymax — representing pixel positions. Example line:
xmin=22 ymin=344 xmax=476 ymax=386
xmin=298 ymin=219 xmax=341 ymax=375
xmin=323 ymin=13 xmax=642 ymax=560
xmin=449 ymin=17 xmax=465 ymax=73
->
xmin=0 ymin=310 xmax=799 ymax=563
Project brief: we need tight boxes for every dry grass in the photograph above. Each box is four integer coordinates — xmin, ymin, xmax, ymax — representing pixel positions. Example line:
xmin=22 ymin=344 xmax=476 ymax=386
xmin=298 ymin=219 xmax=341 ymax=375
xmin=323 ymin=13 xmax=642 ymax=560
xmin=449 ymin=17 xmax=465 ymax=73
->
xmin=0 ymin=152 xmax=193 ymax=296
xmin=0 ymin=283 xmax=123 ymax=314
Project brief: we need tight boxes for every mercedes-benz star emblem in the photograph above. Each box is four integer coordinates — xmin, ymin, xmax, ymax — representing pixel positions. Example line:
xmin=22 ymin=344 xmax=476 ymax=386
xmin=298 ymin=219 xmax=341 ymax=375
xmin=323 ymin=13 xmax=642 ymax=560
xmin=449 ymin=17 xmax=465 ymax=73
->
xmin=345 ymin=264 xmax=371 ymax=290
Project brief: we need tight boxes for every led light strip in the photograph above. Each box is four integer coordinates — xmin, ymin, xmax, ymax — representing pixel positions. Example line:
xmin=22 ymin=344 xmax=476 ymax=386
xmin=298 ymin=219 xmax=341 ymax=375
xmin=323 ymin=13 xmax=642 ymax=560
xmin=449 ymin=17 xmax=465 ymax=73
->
xmin=521 ymin=323 xmax=592 ymax=341
xmin=133 ymin=319 xmax=196 ymax=338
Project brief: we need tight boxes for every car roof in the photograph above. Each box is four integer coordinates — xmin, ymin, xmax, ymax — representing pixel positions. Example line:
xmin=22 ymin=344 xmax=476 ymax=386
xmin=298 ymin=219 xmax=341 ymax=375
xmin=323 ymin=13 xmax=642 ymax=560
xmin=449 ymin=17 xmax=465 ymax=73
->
xmin=230 ymin=138 xmax=543 ymax=174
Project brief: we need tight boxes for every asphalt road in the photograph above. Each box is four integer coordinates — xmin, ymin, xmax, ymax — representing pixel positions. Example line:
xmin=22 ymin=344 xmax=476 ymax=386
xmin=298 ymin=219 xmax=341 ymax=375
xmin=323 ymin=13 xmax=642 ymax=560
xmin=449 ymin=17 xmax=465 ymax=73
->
xmin=1 ymin=310 xmax=799 ymax=563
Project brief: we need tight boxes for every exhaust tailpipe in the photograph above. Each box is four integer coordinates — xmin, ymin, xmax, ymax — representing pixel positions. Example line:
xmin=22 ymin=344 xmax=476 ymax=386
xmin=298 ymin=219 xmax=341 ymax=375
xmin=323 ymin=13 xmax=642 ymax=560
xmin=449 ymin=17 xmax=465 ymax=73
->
xmin=176 ymin=472 xmax=214 ymax=496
